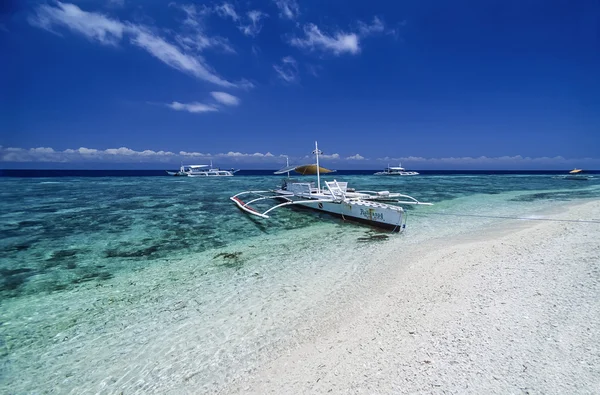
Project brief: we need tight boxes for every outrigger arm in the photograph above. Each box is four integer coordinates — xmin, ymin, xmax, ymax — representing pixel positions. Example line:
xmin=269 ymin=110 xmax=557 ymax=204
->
xmin=230 ymin=191 xmax=339 ymax=219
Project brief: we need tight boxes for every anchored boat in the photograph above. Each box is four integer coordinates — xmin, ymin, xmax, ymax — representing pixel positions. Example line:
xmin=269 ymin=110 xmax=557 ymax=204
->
xmin=563 ymin=168 xmax=592 ymax=181
xmin=374 ymin=164 xmax=419 ymax=176
xmin=166 ymin=161 xmax=239 ymax=177
xmin=230 ymin=142 xmax=432 ymax=232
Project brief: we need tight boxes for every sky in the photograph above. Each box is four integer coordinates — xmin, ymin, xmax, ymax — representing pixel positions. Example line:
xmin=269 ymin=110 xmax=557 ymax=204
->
xmin=1 ymin=0 xmax=599 ymax=169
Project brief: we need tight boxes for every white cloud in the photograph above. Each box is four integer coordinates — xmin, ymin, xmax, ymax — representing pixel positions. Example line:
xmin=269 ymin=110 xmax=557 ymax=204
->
xmin=211 ymin=91 xmax=240 ymax=106
xmin=29 ymin=2 xmax=242 ymax=88
xmin=165 ymin=92 xmax=240 ymax=113
xmin=215 ymin=3 xmax=239 ymax=21
xmin=347 ymin=154 xmax=365 ymax=160
xmin=30 ymin=147 xmax=56 ymax=153
xmin=180 ymin=151 xmax=209 ymax=157
xmin=129 ymin=26 xmax=238 ymax=88
xmin=239 ymin=10 xmax=268 ymax=37
xmin=105 ymin=147 xmax=137 ymax=155
xmin=0 ymin=146 xmax=177 ymax=163
xmin=273 ymin=0 xmax=299 ymax=19
xmin=0 ymin=146 xmax=284 ymax=164
xmin=290 ymin=24 xmax=359 ymax=55
xmin=166 ymin=101 xmax=218 ymax=113
xmin=216 ymin=151 xmax=279 ymax=158
xmin=195 ymin=3 xmax=267 ymax=37
xmin=273 ymin=56 xmax=299 ymax=83
xmin=357 ymin=16 xmax=386 ymax=36
xmin=176 ymin=33 xmax=235 ymax=54
xmin=2 ymin=145 xmax=599 ymax=168
xmin=303 ymin=153 xmax=341 ymax=160
xmin=29 ymin=2 xmax=124 ymax=45
xmin=172 ymin=4 xmax=235 ymax=54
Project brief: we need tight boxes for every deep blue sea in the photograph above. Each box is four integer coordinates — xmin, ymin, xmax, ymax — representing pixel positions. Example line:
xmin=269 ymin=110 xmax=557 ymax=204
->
xmin=1 ymin=170 xmax=599 ymax=393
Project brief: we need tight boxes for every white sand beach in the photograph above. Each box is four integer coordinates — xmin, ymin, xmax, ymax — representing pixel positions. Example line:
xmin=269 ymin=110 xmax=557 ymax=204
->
xmin=223 ymin=200 xmax=600 ymax=394
xmin=2 ymin=200 xmax=599 ymax=394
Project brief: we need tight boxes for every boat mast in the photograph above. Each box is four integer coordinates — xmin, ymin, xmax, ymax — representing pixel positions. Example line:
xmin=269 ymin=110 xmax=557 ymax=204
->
xmin=315 ymin=141 xmax=321 ymax=191
xmin=286 ymin=156 xmax=290 ymax=178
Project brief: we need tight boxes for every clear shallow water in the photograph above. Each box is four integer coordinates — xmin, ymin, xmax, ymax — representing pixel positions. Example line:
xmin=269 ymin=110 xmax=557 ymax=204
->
xmin=1 ymin=173 xmax=599 ymax=393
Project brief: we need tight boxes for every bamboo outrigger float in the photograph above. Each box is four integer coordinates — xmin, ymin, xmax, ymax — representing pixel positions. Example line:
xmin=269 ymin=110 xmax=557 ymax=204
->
xmin=230 ymin=142 xmax=432 ymax=232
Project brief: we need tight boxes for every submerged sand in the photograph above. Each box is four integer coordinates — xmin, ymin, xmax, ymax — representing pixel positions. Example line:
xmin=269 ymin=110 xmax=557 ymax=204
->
xmin=2 ymin=200 xmax=599 ymax=394
xmin=224 ymin=200 xmax=600 ymax=394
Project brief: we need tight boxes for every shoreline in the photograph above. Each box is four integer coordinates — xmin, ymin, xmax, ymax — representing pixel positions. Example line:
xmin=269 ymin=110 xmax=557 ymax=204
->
xmin=223 ymin=199 xmax=600 ymax=394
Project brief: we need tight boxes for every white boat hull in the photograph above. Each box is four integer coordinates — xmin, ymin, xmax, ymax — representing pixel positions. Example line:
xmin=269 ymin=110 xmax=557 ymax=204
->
xmin=187 ymin=173 xmax=233 ymax=177
xmin=373 ymin=172 xmax=419 ymax=176
xmin=276 ymin=194 xmax=405 ymax=231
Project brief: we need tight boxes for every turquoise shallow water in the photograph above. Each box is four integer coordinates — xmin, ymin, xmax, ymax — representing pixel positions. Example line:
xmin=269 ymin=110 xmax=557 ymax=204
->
xmin=1 ymin=173 xmax=599 ymax=393
xmin=2 ymin=174 xmax=598 ymax=299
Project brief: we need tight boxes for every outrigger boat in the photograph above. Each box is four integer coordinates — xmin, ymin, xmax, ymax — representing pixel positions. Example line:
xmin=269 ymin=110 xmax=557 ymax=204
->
xmin=374 ymin=164 xmax=419 ymax=176
xmin=166 ymin=161 xmax=239 ymax=177
xmin=230 ymin=142 xmax=432 ymax=232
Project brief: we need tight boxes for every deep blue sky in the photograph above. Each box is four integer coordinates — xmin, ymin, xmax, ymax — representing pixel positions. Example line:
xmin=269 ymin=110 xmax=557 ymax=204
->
xmin=1 ymin=0 xmax=599 ymax=169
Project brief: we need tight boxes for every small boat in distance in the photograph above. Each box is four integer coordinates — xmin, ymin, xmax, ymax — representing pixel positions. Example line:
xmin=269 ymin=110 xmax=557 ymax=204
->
xmin=564 ymin=168 xmax=592 ymax=181
xmin=166 ymin=161 xmax=239 ymax=177
xmin=374 ymin=164 xmax=419 ymax=176
xmin=230 ymin=142 xmax=432 ymax=232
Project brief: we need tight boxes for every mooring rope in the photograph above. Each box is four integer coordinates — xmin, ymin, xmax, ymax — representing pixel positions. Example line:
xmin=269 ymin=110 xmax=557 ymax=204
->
xmin=410 ymin=212 xmax=600 ymax=224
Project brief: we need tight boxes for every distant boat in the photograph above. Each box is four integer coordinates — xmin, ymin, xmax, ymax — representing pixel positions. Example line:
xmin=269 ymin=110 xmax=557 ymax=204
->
xmin=166 ymin=162 xmax=239 ymax=177
xmin=563 ymin=168 xmax=592 ymax=181
xmin=374 ymin=163 xmax=419 ymax=176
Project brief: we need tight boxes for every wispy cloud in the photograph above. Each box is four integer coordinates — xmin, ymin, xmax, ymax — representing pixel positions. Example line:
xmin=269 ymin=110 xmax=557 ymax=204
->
xmin=347 ymin=154 xmax=365 ymax=160
xmin=29 ymin=2 xmax=124 ymax=45
xmin=215 ymin=2 xmax=239 ymax=21
xmin=273 ymin=56 xmax=299 ymax=83
xmin=289 ymin=17 xmax=396 ymax=56
xmin=172 ymin=4 xmax=235 ymax=53
xmin=211 ymin=91 xmax=240 ymax=106
xmin=289 ymin=24 xmax=359 ymax=55
xmin=273 ymin=0 xmax=299 ymax=20
xmin=164 ymin=91 xmax=240 ymax=113
xmin=239 ymin=10 xmax=268 ymax=37
xmin=28 ymin=2 xmax=243 ymax=88
xmin=166 ymin=101 xmax=218 ymax=113
xmin=129 ymin=26 xmax=238 ymax=88
xmin=302 ymin=153 xmax=341 ymax=160
xmin=357 ymin=16 xmax=385 ymax=36
xmin=209 ymin=3 xmax=267 ymax=37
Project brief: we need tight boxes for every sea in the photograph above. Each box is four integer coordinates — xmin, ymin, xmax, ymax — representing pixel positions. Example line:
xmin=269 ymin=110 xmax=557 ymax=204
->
xmin=1 ymin=170 xmax=599 ymax=394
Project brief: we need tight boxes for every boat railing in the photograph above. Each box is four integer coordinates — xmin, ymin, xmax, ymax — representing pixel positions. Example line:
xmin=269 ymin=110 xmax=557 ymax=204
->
xmin=324 ymin=180 xmax=347 ymax=201
xmin=355 ymin=191 xmax=433 ymax=205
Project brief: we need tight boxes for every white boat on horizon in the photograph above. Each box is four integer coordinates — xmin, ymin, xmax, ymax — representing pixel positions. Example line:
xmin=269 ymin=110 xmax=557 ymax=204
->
xmin=166 ymin=162 xmax=239 ymax=177
xmin=230 ymin=142 xmax=432 ymax=232
xmin=562 ymin=168 xmax=592 ymax=181
xmin=374 ymin=164 xmax=419 ymax=176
